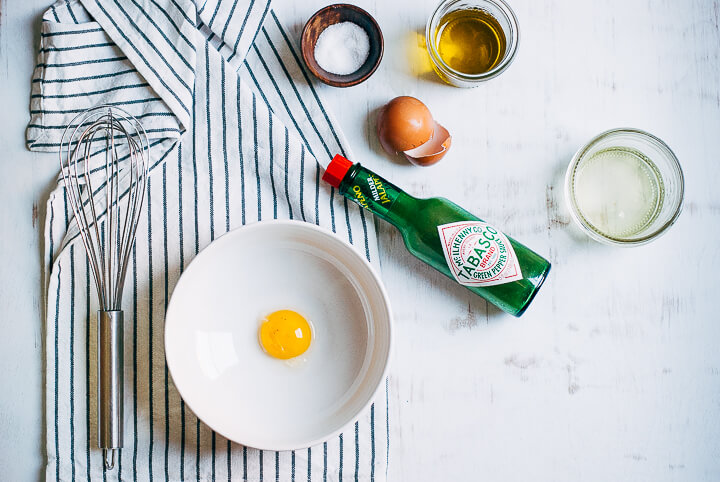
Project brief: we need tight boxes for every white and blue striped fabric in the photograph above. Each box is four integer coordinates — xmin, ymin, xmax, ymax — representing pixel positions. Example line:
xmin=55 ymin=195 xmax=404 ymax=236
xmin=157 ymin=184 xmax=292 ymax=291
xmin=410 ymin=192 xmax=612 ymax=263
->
xmin=28 ymin=0 xmax=389 ymax=480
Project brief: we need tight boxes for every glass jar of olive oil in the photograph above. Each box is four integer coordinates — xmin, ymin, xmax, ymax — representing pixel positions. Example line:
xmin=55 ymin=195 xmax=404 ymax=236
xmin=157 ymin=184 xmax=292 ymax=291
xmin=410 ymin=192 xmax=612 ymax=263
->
xmin=426 ymin=0 xmax=519 ymax=87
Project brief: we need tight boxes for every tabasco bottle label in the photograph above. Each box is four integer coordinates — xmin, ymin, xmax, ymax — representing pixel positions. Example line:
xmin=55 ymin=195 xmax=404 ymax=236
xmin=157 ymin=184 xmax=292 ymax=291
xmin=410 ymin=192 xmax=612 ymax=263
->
xmin=437 ymin=221 xmax=523 ymax=287
xmin=346 ymin=170 xmax=399 ymax=216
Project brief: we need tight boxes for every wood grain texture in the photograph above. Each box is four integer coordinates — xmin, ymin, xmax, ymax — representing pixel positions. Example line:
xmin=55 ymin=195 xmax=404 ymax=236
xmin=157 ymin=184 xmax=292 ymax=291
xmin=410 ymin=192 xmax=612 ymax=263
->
xmin=1 ymin=0 xmax=719 ymax=480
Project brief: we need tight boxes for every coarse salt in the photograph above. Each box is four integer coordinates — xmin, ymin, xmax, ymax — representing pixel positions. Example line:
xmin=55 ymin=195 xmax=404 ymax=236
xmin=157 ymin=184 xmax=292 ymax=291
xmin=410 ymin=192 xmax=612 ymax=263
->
xmin=314 ymin=22 xmax=370 ymax=76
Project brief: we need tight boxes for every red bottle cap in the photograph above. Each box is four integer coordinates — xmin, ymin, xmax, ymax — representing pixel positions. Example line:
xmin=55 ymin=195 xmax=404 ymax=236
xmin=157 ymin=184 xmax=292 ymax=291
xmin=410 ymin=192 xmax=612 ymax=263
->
xmin=322 ymin=154 xmax=353 ymax=188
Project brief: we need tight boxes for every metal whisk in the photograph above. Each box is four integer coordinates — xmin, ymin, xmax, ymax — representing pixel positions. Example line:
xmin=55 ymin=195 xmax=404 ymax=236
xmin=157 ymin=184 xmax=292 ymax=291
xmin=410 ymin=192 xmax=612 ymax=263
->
xmin=59 ymin=106 xmax=149 ymax=470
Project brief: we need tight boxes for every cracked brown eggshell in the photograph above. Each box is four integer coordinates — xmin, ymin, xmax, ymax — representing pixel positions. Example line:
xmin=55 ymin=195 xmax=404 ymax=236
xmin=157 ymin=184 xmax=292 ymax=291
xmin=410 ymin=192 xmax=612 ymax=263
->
xmin=377 ymin=96 xmax=434 ymax=154
xmin=403 ymin=122 xmax=452 ymax=166
xmin=376 ymin=96 xmax=451 ymax=166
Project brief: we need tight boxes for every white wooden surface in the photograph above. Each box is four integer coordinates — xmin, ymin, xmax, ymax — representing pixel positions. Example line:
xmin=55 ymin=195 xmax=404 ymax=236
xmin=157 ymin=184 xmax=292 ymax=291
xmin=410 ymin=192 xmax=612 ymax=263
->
xmin=2 ymin=0 xmax=719 ymax=480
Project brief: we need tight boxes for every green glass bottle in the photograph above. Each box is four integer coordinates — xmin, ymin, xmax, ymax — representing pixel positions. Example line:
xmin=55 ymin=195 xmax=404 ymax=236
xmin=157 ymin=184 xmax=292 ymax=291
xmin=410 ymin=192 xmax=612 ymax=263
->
xmin=323 ymin=155 xmax=551 ymax=317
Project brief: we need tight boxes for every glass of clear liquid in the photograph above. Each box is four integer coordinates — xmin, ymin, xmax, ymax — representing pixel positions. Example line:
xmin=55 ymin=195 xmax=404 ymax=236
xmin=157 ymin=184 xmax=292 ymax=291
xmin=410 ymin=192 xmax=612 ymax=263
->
xmin=565 ymin=128 xmax=684 ymax=246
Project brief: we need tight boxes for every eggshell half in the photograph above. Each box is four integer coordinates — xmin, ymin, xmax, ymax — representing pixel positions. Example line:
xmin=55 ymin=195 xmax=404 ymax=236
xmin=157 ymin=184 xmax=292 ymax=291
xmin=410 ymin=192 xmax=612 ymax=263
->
xmin=403 ymin=122 xmax=452 ymax=166
xmin=377 ymin=96 xmax=434 ymax=154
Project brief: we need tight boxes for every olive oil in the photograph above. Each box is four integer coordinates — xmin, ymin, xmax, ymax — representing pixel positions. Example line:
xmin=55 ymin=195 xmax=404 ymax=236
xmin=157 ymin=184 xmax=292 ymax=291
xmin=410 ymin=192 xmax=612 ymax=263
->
xmin=435 ymin=8 xmax=507 ymax=75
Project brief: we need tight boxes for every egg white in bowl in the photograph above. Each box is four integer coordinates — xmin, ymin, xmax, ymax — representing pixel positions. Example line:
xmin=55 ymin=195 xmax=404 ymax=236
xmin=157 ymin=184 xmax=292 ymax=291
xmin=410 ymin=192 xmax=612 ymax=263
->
xmin=164 ymin=220 xmax=392 ymax=450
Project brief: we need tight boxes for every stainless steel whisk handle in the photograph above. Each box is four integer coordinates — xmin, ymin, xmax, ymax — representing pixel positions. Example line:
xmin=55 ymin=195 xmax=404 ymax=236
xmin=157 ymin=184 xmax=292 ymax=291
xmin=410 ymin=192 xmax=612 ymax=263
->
xmin=98 ymin=310 xmax=124 ymax=469
xmin=60 ymin=106 xmax=148 ymax=470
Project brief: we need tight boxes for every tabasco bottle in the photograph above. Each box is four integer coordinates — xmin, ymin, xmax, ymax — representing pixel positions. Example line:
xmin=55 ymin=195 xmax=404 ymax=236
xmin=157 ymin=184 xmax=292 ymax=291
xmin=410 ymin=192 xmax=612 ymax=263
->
xmin=322 ymin=155 xmax=551 ymax=317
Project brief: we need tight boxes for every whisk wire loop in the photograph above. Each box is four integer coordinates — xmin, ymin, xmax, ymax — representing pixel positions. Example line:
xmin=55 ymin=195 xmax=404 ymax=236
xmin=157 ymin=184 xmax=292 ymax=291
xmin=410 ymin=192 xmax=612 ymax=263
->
xmin=59 ymin=106 xmax=149 ymax=311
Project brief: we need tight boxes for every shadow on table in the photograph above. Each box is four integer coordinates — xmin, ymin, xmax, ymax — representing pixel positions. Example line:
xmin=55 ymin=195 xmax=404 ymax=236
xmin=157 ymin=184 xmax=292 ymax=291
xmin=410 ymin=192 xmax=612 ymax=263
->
xmin=545 ymin=146 xmax=600 ymax=247
xmin=32 ymin=7 xmax=53 ymax=482
xmin=405 ymin=27 xmax=448 ymax=86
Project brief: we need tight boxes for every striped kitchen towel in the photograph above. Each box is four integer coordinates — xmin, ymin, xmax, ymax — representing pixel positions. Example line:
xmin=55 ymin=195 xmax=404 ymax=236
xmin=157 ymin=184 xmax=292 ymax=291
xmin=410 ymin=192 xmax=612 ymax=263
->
xmin=28 ymin=0 xmax=390 ymax=480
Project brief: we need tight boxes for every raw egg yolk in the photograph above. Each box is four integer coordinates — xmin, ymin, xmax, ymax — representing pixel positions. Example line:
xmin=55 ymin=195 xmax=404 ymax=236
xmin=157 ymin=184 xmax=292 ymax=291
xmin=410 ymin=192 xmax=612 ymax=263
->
xmin=258 ymin=310 xmax=312 ymax=360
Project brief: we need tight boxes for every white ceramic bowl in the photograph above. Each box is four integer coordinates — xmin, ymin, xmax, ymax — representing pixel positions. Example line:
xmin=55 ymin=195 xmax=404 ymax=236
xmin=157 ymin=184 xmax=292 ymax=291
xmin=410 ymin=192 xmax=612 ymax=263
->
xmin=165 ymin=220 xmax=392 ymax=450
